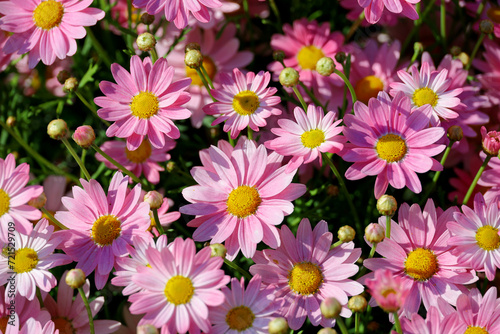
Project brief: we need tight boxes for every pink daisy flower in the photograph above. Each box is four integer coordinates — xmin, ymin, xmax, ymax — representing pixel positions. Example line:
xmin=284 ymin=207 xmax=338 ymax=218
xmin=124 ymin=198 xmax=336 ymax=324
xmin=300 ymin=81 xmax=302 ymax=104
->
xmin=95 ymin=138 xmax=175 ymax=184
xmin=55 ymin=172 xmax=151 ymax=289
xmin=0 ymin=153 xmax=43 ymax=239
xmin=362 ymin=200 xmax=478 ymax=319
xmin=390 ymin=62 xmax=463 ymax=125
xmin=357 ymin=0 xmax=420 ymax=24
xmin=203 ymin=68 xmax=281 ymax=139
xmin=479 ymin=153 xmax=500 ymax=206
xmin=342 ymin=91 xmax=445 ymax=199
xmin=128 ymin=237 xmax=230 ymax=334
xmin=398 ymin=301 xmax=456 ymax=334
xmin=180 ymin=138 xmax=307 ymax=259
xmin=19 ymin=318 xmax=56 ymax=334
xmin=44 ymin=270 xmax=122 ymax=334
xmin=210 ymin=275 xmax=281 ymax=334
xmin=339 ymin=0 xmax=401 ymax=26
xmin=133 ymin=0 xmax=222 ymax=29
xmin=474 ymin=39 xmax=500 ymax=106
xmin=95 ymin=55 xmax=191 ymax=151
xmin=365 ymin=269 xmax=410 ymax=313
xmin=0 ymin=0 xmax=104 ymax=69
xmin=447 ymin=192 xmax=500 ymax=281
xmin=265 ymin=104 xmax=345 ymax=173
xmin=250 ymin=218 xmax=363 ymax=330
xmin=0 ymin=219 xmax=70 ymax=300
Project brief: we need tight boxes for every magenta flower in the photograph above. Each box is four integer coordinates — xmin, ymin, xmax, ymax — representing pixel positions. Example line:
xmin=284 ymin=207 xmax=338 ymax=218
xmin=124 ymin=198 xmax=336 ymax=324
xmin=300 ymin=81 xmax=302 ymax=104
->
xmin=0 ymin=0 xmax=104 ymax=68
xmin=362 ymin=200 xmax=478 ymax=319
xmin=203 ymin=68 xmax=281 ymax=139
xmin=342 ymin=92 xmax=445 ymax=198
xmin=358 ymin=0 xmax=420 ymax=24
xmin=399 ymin=301 xmax=456 ymax=334
xmin=55 ymin=172 xmax=151 ymax=289
xmin=128 ymin=237 xmax=230 ymax=333
xmin=365 ymin=269 xmax=410 ymax=313
xmin=265 ymin=104 xmax=345 ymax=173
xmin=95 ymin=56 xmax=191 ymax=151
xmin=250 ymin=218 xmax=364 ymax=330
xmin=481 ymin=126 xmax=500 ymax=156
xmin=180 ymin=138 xmax=306 ymax=259
xmin=133 ymin=0 xmax=222 ymax=29
xmin=0 ymin=153 xmax=43 ymax=239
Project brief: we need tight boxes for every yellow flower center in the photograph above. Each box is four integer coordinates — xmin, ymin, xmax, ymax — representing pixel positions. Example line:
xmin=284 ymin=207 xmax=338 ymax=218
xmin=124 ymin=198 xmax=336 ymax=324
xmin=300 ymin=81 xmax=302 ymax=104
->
xmin=355 ymin=75 xmax=384 ymax=104
xmin=130 ymin=91 xmax=159 ymax=119
xmin=0 ymin=189 xmax=10 ymax=217
xmin=381 ymin=288 xmax=396 ymax=298
xmin=226 ymin=185 xmax=262 ymax=218
xmin=404 ymin=248 xmax=439 ymax=281
xmin=476 ymin=225 xmax=500 ymax=251
xmin=13 ymin=248 xmax=39 ymax=274
xmin=487 ymin=7 xmax=500 ymax=23
xmin=232 ymin=90 xmax=260 ymax=116
xmin=33 ymin=0 xmax=64 ymax=30
xmin=52 ymin=317 xmax=75 ymax=334
xmin=125 ymin=140 xmax=152 ymax=163
xmin=185 ymin=56 xmax=217 ymax=86
xmin=297 ymin=45 xmax=325 ymax=70
xmin=288 ymin=261 xmax=323 ymax=295
xmin=164 ymin=275 xmax=194 ymax=305
xmin=464 ymin=326 xmax=489 ymax=334
xmin=301 ymin=129 xmax=325 ymax=149
xmin=226 ymin=306 xmax=255 ymax=331
xmin=91 ymin=215 xmax=121 ymax=246
xmin=376 ymin=134 xmax=407 ymax=163
xmin=412 ymin=87 xmax=439 ymax=107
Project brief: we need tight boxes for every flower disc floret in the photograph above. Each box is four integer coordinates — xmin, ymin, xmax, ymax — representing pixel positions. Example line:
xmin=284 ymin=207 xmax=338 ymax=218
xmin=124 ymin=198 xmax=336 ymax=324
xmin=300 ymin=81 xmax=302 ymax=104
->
xmin=464 ymin=327 xmax=489 ymax=334
xmin=404 ymin=248 xmax=439 ymax=281
xmin=232 ymin=91 xmax=260 ymax=116
xmin=413 ymin=87 xmax=439 ymax=107
xmin=297 ymin=45 xmax=325 ymax=70
xmin=0 ymin=190 xmax=9 ymax=217
xmin=376 ymin=134 xmax=407 ymax=163
xmin=33 ymin=0 xmax=64 ymax=30
xmin=226 ymin=186 xmax=262 ymax=218
xmin=475 ymin=225 xmax=500 ymax=251
xmin=226 ymin=306 xmax=255 ymax=331
xmin=355 ymin=75 xmax=384 ymax=104
xmin=91 ymin=215 xmax=121 ymax=246
xmin=13 ymin=248 xmax=39 ymax=274
xmin=164 ymin=275 xmax=194 ymax=305
xmin=301 ymin=129 xmax=326 ymax=148
xmin=130 ymin=92 xmax=159 ymax=119
xmin=125 ymin=140 xmax=152 ymax=163
xmin=288 ymin=262 xmax=323 ymax=295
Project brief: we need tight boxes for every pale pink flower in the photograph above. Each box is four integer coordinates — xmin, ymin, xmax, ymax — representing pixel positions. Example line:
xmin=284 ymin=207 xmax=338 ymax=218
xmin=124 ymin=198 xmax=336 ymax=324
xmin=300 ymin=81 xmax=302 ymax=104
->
xmin=399 ymin=300 xmax=456 ymax=334
xmin=250 ymin=218 xmax=364 ymax=330
xmin=44 ymin=270 xmax=122 ymax=333
xmin=342 ymin=92 xmax=445 ymax=198
xmin=203 ymin=68 xmax=281 ymax=139
xmin=481 ymin=126 xmax=500 ymax=156
xmin=55 ymin=172 xmax=151 ymax=289
xmin=95 ymin=56 xmax=191 ymax=151
xmin=357 ymin=0 xmax=420 ymax=24
xmin=365 ymin=269 xmax=410 ymax=313
xmin=447 ymin=193 xmax=500 ymax=281
xmin=133 ymin=0 xmax=222 ymax=29
xmin=210 ymin=275 xmax=281 ymax=334
xmin=362 ymin=200 xmax=478 ymax=319
xmin=0 ymin=0 xmax=104 ymax=68
xmin=0 ymin=219 xmax=70 ymax=300
xmin=478 ymin=152 xmax=500 ymax=206
xmin=19 ymin=318 xmax=56 ymax=334
xmin=180 ymin=138 xmax=307 ymax=259
xmin=128 ymin=237 xmax=230 ymax=333
xmin=474 ymin=38 xmax=500 ymax=106
xmin=0 ymin=153 xmax=43 ymax=239
xmin=265 ymin=104 xmax=345 ymax=173
xmin=95 ymin=138 xmax=175 ymax=184
xmin=339 ymin=0 xmax=401 ymax=26
xmin=390 ymin=62 xmax=463 ymax=125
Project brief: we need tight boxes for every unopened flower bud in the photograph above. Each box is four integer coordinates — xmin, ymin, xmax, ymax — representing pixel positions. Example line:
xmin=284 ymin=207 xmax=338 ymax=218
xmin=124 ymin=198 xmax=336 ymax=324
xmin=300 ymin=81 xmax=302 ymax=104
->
xmin=166 ymin=161 xmax=176 ymax=173
xmin=279 ymin=67 xmax=299 ymax=87
xmin=318 ymin=329 xmax=338 ymax=334
xmin=480 ymin=19 xmax=495 ymax=34
xmin=365 ymin=223 xmax=385 ymax=244
xmin=335 ymin=52 xmax=347 ymax=64
xmin=6 ymin=116 xmax=16 ymax=127
xmin=72 ymin=125 xmax=95 ymax=149
xmin=57 ymin=70 xmax=71 ymax=84
xmin=348 ymin=295 xmax=367 ymax=313
xmin=447 ymin=125 xmax=463 ymax=142
xmin=457 ymin=52 xmax=469 ymax=66
xmin=413 ymin=42 xmax=424 ymax=54
xmin=65 ymin=269 xmax=86 ymax=289
xmin=338 ymin=225 xmax=355 ymax=243
xmin=137 ymin=32 xmax=156 ymax=52
xmin=450 ymin=46 xmax=461 ymax=57
xmin=376 ymin=195 xmax=397 ymax=216
xmin=320 ymin=297 xmax=342 ymax=319
xmin=28 ymin=192 xmax=47 ymax=209
xmin=47 ymin=119 xmax=68 ymax=140
xmin=140 ymin=13 xmax=155 ymax=25
xmin=273 ymin=50 xmax=285 ymax=63
xmin=144 ymin=191 xmax=163 ymax=210
xmin=481 ymin=126 xmax=500 ymax=156
xmin=268 ymin=317 xmax=288 ymax=334
xmin=185 ymin=49 xmax=203 ymax=69
xmin=185 ymin=42 xmax=201 ymax=53
xmin=63 ymin=77 xmax=79 ymax=93
xmin=137 ymin=324 xmax=158 ymax=334
xmin=209 ymin=243 xmax=227 ymax=258
xmin=316 ymin=57 xmax=335 ymax=76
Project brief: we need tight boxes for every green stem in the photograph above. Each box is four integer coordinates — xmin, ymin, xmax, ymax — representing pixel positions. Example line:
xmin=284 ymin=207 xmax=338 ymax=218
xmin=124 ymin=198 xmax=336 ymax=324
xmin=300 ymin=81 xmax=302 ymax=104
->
xmin=323 ymin=153 xmax=362 ymax=234
xmin=41 ymin=207 xmax=68 ymax=230
xmin=0 ymin=121 xmax=79 ymax=183
xmin=224 ymin=259 xmax=252 ymax=281
xmin=331 ymin=240 xmax=343 ymax=249
xmin=440 ymin=0 xmax=447 ymax=50
xmin=298 ymin=82 xmax=324 ymax=109
xmin=247 ymin=127 xmax=253 ymax=140
xmin=78 ymin=287 xmax=95 ymax=334
xmin=195 ymin=68 xmax=216 ymax=102
xmin=200 ymin=64 xmax=214 ymax=89
xmin=228 ymin=132 xmax=235 ymax=146
xmin=466 ymin=33 xmax=486 ymax=71
xmin=292 ymin=86 xmax=308 ymax=111
xmin=401 ymin=0 xmax=439 ymax=55
xmin=91 ymin=144 xmax=145 ymax=186
xmin=75 ymin=91 xmax=110 ymax=126
xmin=150 ymin=48 xmax=159 ymax=63
xmin=345 ymin=11 xmax=365 ymax=41
xmin=62 ymin=138 xmax=91 ymax=181
xmin=336 ymin=317 xmax=349 ymax=334
xmin=393 ymin=311 xmax=403 ymax=334
xmin=85 ymin=28 xmax=112 ymax=68
xmin=385 ymin=215 xmax=391 ymax=239
xmin=357 ymin=244 xmax=377 ymax=278
xmin=463 ymin=155 xmax=491 ymax=206
xmin=268 ymin=0 xmax=282 ymax=28
xmin=152 ymin=208 xmax=165 ymax=235
xmin=334 ymin=69 xmax=357 ymax=104
xmin=355 ymin=312 xmax=360 ymax=334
